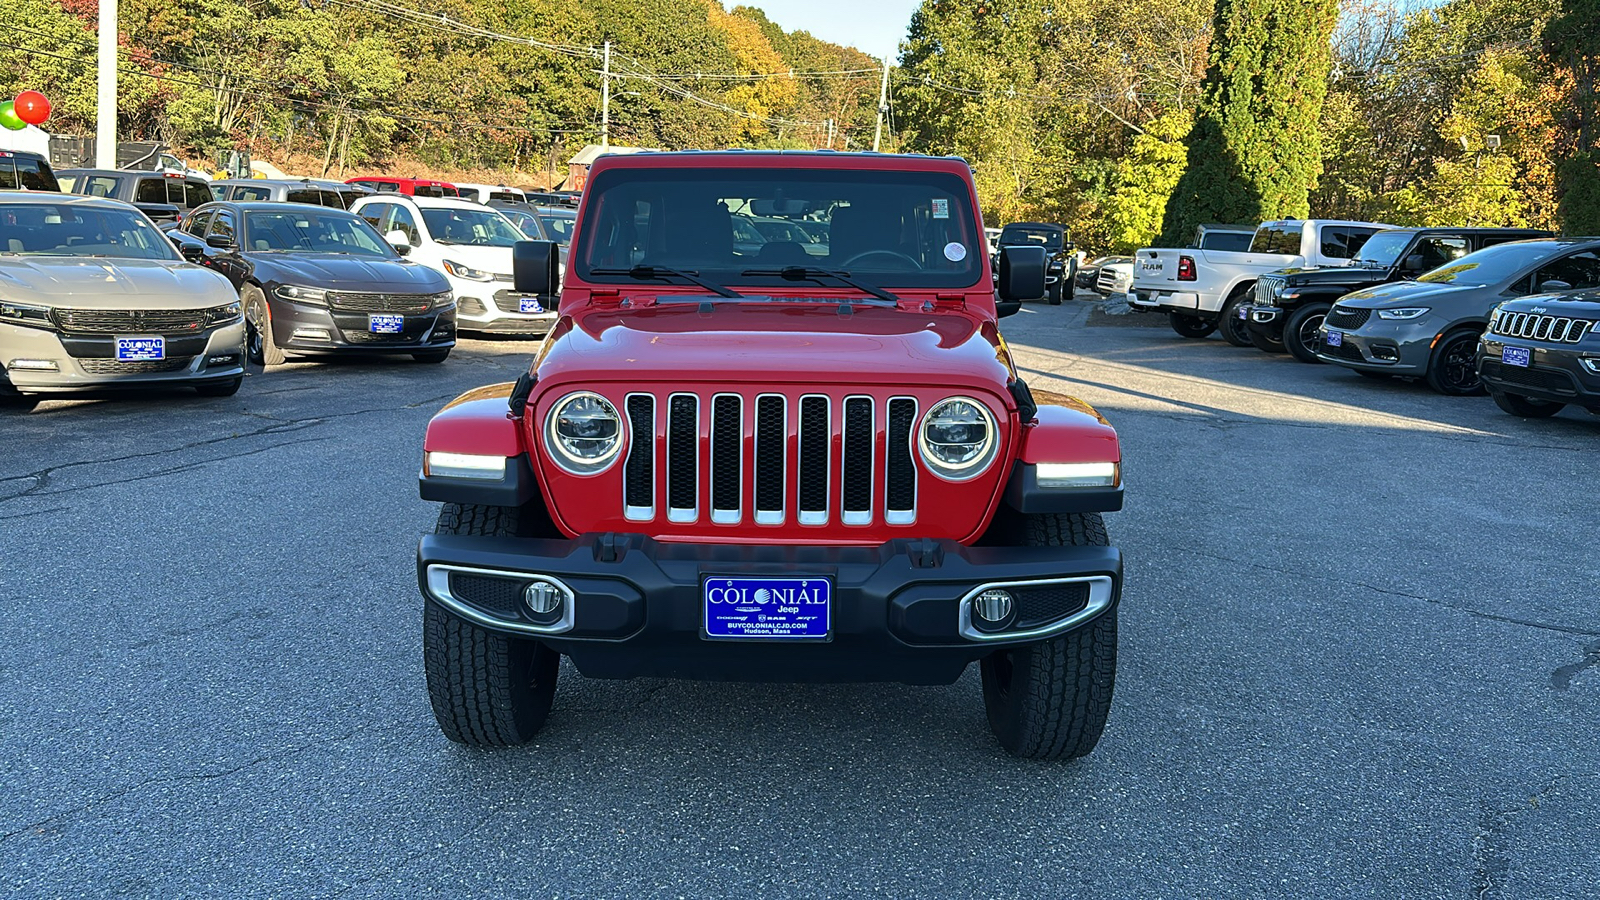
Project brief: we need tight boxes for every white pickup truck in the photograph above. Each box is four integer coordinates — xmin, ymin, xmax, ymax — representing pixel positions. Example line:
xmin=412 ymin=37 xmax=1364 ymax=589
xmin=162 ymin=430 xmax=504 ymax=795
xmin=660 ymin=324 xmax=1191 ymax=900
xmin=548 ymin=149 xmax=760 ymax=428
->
xmin=1129 ymin=219 xmax=1395 ymax=345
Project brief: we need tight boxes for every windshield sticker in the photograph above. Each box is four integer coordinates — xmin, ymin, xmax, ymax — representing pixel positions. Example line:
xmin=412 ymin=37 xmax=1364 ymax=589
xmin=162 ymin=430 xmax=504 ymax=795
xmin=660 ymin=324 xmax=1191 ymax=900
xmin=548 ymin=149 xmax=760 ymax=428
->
xmin=931 ymin=198 xmax=949 ymax=219
xmin=944 ymin=242 xmax=967 ymax=262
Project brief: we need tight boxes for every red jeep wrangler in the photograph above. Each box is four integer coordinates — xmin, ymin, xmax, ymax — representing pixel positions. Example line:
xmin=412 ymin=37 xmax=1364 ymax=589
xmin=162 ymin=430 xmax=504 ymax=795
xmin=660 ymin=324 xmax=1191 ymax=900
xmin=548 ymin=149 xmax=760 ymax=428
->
xmin=416 ymin=151 xmax=1125 ymax=759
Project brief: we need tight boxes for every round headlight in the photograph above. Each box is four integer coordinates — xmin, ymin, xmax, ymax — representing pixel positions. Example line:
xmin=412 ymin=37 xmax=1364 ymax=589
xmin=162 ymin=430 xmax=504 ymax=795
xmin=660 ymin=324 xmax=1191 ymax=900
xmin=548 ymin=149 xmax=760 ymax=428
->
xmin=544 ymin=391 xmax=623 ymax=474
xmin=918 ymin=397 xmax=998 ymax=479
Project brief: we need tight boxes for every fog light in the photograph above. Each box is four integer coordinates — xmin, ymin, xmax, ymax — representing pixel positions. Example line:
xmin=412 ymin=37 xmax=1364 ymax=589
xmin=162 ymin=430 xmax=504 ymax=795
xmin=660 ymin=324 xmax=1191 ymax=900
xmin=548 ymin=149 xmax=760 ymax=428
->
xmin=292 ymin=328 xmax=331 ymax=341
xmin=206 ymin=354 xmax=239 ymax=366
xmin=8 ymin=359 xmax=59 ymax=371
xmin=1371 ymin=344 xmax=1400 ymax=361
xmin=973 ymin=589 xmax=1014 ymax=624
xmin=523 ymin=582 xmax=563 ymax=615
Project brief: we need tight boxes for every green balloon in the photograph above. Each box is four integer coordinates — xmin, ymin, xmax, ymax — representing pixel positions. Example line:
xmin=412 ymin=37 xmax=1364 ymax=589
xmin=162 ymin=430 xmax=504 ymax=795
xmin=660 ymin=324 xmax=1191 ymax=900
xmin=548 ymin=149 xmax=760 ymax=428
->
xmin=0 ymin=101 xmax=25 ymax=131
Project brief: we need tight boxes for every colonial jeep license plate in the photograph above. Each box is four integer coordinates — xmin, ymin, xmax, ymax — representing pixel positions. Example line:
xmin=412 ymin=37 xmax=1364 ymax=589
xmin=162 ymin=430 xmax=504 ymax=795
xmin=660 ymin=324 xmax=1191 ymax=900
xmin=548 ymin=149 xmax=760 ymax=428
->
xmin=369 ymin=314 xmax=404 ymax=334
xmin=517 ymin=296 xmax=545 ymax=314
xmin=1325 ymin=330 xmax=1344 ymax=347
xmin=115 ymin=335 xmax=164 ymax=361
xmin=703 ymin=577 xmax=831 ymax=640
xmin=1503 ymin=345 xmax=1531 ymax=367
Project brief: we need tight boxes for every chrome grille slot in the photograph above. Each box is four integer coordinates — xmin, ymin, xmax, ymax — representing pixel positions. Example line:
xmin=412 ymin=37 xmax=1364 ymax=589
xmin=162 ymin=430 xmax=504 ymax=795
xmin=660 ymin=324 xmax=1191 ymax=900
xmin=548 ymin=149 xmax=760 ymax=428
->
xmin=711 ymin=394 xmax=742 ymax=525
xmin=667 ymin=393 xmax=698 ymax=522
xmin=54 ymin=308 xmax=206 ymax=335
xmin=754 ymin=394 xmax=786 ymax=524
xmin=841 ymin=396 xmax=873 ymax=525
xmin=623 ymin=394 xmax=655 ymax=520
xmin=1255 ymin=276 xmax=1282 ymax=305
xmin=885 ymin=398 xmax=917 ymax=524
xmin=1493 ymin=312 xmax=1591 ymax=344
xmin=798 ymin=395 xmax=829 ymax=525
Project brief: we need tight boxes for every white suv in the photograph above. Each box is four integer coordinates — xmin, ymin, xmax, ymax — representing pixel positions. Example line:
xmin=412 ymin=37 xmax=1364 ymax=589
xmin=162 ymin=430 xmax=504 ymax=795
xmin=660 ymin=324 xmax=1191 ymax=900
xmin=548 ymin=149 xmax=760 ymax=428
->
xmin=349 ymin=194 xmax=556 ymax=335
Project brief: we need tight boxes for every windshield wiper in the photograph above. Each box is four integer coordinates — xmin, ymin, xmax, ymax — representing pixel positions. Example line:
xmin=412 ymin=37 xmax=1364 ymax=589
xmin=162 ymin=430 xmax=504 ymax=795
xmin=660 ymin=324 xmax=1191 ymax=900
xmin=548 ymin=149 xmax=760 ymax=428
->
xmin=591 ymin=265 xmax=743 ymax=298
xmin=740 ymin=266 xmax=903 ymax=304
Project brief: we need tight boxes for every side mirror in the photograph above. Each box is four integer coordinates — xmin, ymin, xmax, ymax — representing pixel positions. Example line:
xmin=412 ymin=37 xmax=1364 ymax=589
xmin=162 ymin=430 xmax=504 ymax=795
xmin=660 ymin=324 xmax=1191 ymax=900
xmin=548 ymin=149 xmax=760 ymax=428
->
xmin=1403 ymin=253 xmax=1426 ymax=272
xmin=1540 ymin=279 xmax=1573 ymax=294
xmin=385 ymin=229 xmax=412 ymax=255
xmin=178 ymin=242 xmax=206 ymax=263
xmin=205 ymin=234 xmax=235 ymax=250
xmin=996 ymin=300 xmax=1022 ymax=318
xmin=997 ymin=244 xmax=1047 ymax=303
xmin=513 ymin=239 xmax=559 ymax=297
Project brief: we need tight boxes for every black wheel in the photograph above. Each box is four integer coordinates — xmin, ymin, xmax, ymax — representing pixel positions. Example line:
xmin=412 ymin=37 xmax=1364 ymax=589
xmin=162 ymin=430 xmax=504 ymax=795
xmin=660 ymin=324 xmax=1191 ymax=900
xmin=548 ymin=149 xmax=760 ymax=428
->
xmin=1219 ymin=292 xmax=1254 ymax=347
xmin=1247 ymin=321 xmax=1286 ymax=353
xmin=1490 ymin=390 xmax=1564 ymax=418
xmin=1168 ymin=312 xmax=1216 ymax=339
xmin=1425 ymin=329 xmax=1486 ymax=396
xmin=1047 ymin=280 xmax=1063 ymax=305
xmin=423 ymin=503 xmax=561 ymax=747
xmin=194 ymin=376 xmax=243 ymax=397
xmin=980 ymin=511 xmax=1118 ymax=761
xmin=1283 ymin=303 xmax=1332 ymax=364
xmin=412 ymin=348 xmax=451 ymax=364
xmin=243 ymin=285 xmax=284 ymax=367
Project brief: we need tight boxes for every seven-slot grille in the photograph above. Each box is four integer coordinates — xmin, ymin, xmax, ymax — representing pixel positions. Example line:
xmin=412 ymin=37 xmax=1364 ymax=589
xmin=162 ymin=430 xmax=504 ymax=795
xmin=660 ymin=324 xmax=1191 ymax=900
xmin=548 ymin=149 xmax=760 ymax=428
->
xmin=326 ymin=291 xmax=433 ymax=314
xmin=1325 ymin=306 xmax=1371 ymax=330
xmin=53 ymin=308 xmax=206 ymax=334
xmin=1254 ymin=275 xmax=1284 ymax=305
xmin=1491 ymin=311 xmax=1593 ymax=344
xmin=623 ymin=391 xmax=920 ymax=527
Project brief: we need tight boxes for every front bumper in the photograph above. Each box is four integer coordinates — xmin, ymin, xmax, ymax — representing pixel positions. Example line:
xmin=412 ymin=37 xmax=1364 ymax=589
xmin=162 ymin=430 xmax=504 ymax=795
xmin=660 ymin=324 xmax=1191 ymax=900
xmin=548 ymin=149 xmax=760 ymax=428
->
xmin=418 ymin=532 xmax=1123 ymax=685
xmin=1 ymin=320 xmax=246 ymax=393
xmin=1477 ymin=336 xmax=1600 ymax=409
xmin=452 ymin=275 xmax=558 ymax=335
xmin=270 ymin=298 xmax=456 ymax=354
xmin=1315 ymin=316 xmax=1435 ymax=373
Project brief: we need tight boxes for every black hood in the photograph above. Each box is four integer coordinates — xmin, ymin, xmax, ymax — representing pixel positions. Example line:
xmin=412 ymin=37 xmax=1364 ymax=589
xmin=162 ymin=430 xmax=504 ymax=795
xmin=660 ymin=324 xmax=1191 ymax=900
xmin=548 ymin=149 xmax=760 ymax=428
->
xmin=1496 ymin=290 xmax=1600 ymax=318
xmin=251 ymin=252 xmax=450 ymax=293
xmin=1278 ymin=263 xmax=1392 ymax=288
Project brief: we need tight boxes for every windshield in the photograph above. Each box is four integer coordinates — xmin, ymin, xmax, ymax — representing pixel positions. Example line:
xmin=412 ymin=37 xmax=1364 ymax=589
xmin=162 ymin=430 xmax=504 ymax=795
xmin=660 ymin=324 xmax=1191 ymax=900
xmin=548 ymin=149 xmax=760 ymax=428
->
xmin=1356 ymin=231 xmax=1416 ymax=268
xmin=998 ymin=225 xmax=1062 ymax=249
xmin=574 ymin=167 xmax=981 ymax=289
xmin=0 ymin=203 xmax=178 ymax=260
xmin=538 ymin=213 xmax=575 ymax=245
xmin=420 ymin=208 xmax=522 ymax=246
xmin=1417 ymin=241 xmax=1552 ymax=287
xmin=244 ymin=210 xmax=397 ymax=257
xmin=1249 ymin=224 xmax=1303 ymax=255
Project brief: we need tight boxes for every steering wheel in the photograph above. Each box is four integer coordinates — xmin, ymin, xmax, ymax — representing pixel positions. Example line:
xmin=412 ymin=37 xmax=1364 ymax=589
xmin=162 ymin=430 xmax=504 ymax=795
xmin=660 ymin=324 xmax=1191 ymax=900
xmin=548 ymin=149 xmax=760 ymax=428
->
xmin=839 ymin=249 xmax=923 ymax=271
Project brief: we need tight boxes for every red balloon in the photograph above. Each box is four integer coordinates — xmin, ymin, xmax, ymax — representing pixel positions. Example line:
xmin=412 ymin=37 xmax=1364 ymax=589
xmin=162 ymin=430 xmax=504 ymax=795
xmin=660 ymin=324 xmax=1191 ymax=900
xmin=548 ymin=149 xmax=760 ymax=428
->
xmin=14 ymin=91 xmax=50 ymax=126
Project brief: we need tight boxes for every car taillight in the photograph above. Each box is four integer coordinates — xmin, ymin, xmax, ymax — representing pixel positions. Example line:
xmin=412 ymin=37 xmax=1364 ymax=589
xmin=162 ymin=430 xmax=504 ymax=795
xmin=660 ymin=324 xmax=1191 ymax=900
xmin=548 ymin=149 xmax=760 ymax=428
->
xmin=1177 ymin=256 xmax=1196 ymax=281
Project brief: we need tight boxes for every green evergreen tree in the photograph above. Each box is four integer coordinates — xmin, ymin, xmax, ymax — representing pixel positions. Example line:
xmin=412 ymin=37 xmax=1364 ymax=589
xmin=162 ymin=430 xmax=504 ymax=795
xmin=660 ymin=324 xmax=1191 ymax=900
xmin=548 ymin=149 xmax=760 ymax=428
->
xmin=1159 ymin=0 xmax=1341 ymax=245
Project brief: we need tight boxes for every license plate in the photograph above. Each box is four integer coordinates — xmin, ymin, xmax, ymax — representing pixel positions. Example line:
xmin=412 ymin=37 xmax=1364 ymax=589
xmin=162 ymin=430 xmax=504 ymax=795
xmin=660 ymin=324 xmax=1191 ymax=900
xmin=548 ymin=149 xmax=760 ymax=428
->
xmin=1325 ymin=331 xmax=1343 ymax=347
xmin=703 ymin=577 xmax=831 ymax=640
xmin=517 ymin=297 xmax=545 ymax=314
xmin=1503 ymin=345 xmax=1530 ymax=367
xmin=369 ymin=314 xmax=403 ymax=334
xmin=115 ymin=336 xmax=164 ymax=361
xmin=1237 ymin=306 xmax=1249 ymax=319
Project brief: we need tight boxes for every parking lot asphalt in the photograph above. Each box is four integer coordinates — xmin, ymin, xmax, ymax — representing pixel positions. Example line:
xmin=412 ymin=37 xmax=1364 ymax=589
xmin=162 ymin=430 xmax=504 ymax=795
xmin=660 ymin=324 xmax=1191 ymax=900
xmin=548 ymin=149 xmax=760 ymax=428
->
xmin=3 ymin=298 xmax=1597 ymax=899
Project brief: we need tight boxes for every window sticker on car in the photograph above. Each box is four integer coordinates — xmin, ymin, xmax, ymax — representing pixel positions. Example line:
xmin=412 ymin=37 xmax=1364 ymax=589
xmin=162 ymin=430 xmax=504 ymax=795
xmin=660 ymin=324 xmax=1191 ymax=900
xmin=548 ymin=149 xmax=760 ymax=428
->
xmin=931 ymin=198 xmax=949 ymax=219
xmin=944 ymin=242 xmax=966 ymax=262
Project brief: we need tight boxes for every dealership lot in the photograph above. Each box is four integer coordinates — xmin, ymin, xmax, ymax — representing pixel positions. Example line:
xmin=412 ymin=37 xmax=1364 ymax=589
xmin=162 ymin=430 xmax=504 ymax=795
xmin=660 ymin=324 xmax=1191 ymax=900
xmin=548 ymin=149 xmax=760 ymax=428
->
xmin=3 ymin=304 xmax=1597 ymax=898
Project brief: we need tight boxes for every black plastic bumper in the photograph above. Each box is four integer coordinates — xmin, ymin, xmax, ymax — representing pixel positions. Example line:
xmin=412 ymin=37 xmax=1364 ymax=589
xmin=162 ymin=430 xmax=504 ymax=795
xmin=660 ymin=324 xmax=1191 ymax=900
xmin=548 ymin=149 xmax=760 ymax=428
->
xmin=417 ymin=532 xmax=1122 ymax=684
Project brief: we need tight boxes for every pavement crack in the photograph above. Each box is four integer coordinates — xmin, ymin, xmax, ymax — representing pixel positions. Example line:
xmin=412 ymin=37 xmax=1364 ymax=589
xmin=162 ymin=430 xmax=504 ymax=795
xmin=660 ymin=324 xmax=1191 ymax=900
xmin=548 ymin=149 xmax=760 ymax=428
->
xmin=10 ymin=437 xmax=328 ymax=502
xmin=325 ymin=809 xmax=500 ymax=898
xmin=1551 ymin=639 xmax=1600 ymax=691
xmin=1471 ymin=773 xmax=1600 ymax=899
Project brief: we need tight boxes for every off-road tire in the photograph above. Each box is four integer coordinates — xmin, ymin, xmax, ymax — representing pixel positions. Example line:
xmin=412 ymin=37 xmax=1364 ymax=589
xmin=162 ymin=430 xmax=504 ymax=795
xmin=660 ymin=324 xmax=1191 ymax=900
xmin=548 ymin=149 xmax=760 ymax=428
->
xmin=980 ymin=511 xmax=1117 ymax=761
xmin=1168 ymin=312 xmax=1216 ymax=339
xmin=195 ymin=376 xmax=243 ymax=397
xmin=423 ymin=502 xmax=560 ymax=747
xmin=1490 ymin=390 xmax=1564 ymax=418
xmin=1219 ymin=292 xmax=1254 ymax=348
xmin=412 ymin=348 xmax=451 ymax=364
xmin=243 ymin=285 xmax=285 ymax=367
xmin=1425 ymin=329 xmax=1486 ymax=396
xmin=1283 ymin=303 xmax=1332 ymax=364
xmin=1247 ymin=321 xmax=1286 ymax=353
xmin=1047 ymin=280 xmax=1063 ymax=305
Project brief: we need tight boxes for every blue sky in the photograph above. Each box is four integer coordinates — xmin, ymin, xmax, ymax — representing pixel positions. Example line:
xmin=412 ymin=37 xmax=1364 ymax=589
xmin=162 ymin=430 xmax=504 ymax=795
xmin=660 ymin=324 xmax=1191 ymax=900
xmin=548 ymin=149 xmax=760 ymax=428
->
xmin=747 ymin=0 xmax=923 ymax=59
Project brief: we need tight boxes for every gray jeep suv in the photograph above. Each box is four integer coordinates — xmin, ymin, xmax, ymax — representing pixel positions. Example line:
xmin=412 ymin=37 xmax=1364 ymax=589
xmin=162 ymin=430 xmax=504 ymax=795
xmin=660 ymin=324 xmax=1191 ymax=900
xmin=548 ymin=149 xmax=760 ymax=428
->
xmin=1316 ymin=238 xmax=1600 ymax=394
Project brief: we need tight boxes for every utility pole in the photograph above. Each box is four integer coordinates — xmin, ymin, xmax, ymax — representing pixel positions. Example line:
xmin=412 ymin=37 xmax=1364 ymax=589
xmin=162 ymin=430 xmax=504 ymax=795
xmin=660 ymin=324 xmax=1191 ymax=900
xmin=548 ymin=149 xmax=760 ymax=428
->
xmin=600 ymin=41 xmax=611 ymax=150
xmin=96 ymin=0 xmax=118 ymax=168
xmin=826 ymin=118 xmax=834 ymax=150
xmin=873 ymin=58 xmax=890 ymax=152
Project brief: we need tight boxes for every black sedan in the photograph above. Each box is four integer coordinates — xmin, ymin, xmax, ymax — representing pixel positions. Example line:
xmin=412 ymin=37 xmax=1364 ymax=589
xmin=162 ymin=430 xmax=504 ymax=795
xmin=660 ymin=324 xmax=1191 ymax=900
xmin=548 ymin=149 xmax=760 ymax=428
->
xmin=170 ymin=202 xmax=455 ymax=366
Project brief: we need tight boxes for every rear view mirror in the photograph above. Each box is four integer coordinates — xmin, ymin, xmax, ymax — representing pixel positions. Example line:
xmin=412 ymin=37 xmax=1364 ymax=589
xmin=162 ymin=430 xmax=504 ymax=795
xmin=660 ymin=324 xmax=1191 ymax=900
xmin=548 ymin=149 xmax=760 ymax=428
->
xmin=178 ymin=242 xmax=206 ymax=263
xmin=205 ymin=234 xmax=235 ymax=250
xmin=997 ymin=244 xmax=1047 ymax=303
xmin=385 ymin=229 xmax=411 ymax=254
xmin=513 ymin=240 xmax=559 ymax=297
xmin=996 ymin=300 xmax=1022 ymax=318
xmin=1403 ymin=253 xmax=1426 ymax=272
xmin=1540 ymin=279 xmax=1573 ymax=294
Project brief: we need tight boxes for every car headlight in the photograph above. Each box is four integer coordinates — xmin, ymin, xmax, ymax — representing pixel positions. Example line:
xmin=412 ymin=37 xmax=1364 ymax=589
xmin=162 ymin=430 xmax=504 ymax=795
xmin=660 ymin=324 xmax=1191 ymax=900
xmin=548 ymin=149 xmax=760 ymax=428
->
xmin=442 ymin=259 xmax=494 ymax=282
xmin=427 ymin=290 xmax=455 ymax=309
xmin=918 ymin=397 xmax=998 ymax=480
xmin=0 ymin=301 xmax=55 ymax=330
xmin=205 ymin=301 xmax=242 ymax=326
xmin=544 ymin=391 xmax=623 ymax=474
xmin=276 ymin=284 xmax=327 ymax=304
xmin=1376 ymin=307 xmax=1430 ymax=320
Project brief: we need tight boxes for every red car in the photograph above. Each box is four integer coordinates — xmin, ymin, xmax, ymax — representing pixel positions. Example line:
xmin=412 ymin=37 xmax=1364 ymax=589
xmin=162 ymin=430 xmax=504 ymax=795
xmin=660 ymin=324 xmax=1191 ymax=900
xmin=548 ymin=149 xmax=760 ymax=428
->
xmin=414 ymin=151 xmax=1126 ymax=759
xmin=344 ymin=176 xmax=459 ymax=198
